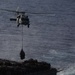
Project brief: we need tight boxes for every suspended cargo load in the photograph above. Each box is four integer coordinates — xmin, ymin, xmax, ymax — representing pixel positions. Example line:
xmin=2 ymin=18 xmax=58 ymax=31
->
xmin=20 ymin=48 xmax=25 ymax=60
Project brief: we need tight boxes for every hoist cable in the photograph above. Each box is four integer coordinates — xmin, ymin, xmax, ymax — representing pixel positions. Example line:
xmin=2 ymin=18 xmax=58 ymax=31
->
xmin=22 ymin=25 xmax=23 ymax=49
xmin=20 ymin=25 xmax=25 ymax=60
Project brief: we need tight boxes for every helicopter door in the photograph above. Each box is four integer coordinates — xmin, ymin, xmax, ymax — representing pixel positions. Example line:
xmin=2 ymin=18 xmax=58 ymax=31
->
xmin=17 ymin=15 xmax=21 ymax=24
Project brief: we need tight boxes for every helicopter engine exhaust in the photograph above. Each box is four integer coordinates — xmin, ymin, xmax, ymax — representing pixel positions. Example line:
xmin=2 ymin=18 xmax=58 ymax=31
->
xmin=10 ymin=18 xmax=16 ymax=21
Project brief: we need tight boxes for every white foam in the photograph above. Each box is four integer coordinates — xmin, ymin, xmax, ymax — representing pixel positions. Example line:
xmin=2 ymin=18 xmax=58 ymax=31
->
xmin=58 ymin=64 xmax=75 ymax=75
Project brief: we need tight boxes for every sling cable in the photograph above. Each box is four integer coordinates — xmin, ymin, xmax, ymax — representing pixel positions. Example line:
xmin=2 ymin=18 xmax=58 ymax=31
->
xmin=20 ymin=25 xmax=25 ymax=60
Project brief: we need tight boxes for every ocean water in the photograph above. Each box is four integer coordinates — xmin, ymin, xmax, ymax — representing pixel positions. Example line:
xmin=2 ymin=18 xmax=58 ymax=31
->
xmin=0 ymin=0 xmax=75 ymax=75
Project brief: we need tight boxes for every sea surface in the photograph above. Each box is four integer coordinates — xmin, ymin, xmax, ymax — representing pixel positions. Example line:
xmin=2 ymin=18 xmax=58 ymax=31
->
xmin=0 ymin=0 xmax=75 ymax=75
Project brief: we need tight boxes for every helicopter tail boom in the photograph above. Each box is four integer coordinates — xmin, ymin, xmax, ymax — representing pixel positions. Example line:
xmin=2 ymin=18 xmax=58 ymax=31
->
xmin=10 ymin=18 xmax=16 ymax=21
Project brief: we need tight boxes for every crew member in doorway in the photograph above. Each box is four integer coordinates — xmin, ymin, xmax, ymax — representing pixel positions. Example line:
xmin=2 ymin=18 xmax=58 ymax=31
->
xmin=20 ymin=49 xmax=25 ymax=60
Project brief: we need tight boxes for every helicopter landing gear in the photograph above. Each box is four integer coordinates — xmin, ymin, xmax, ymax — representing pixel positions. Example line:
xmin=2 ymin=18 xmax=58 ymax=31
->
xmin=17 ymin=24 xmax=20 ymax=27
xmin=28 ymin=24 xmax=30 ymax=28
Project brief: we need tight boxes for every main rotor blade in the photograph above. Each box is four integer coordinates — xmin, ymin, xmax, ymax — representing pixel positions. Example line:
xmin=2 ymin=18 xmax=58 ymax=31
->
xmin=0 ymin=8 xmax=55 ymax=16
xmin=0 ymin=8 xmax=25 ymax=13
xmin=0 ymin=9 xmax=16 ymax=12
xmin=27 ymin=12 xmax=55 ymax=16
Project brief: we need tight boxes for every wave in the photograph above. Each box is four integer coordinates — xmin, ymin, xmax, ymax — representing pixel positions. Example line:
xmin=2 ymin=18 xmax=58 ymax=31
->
xmin=42 ymin=49 xmax=75 ymax=75
xmin=58 ymin=64 xmax=75 ymax=75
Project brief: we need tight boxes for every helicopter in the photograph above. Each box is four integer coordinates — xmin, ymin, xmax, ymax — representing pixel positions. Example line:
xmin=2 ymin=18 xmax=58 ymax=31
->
xmin=0 ymin=8 xmax=56 ymax=28
xmin=0 ymin=8 xmax=30 ymax=28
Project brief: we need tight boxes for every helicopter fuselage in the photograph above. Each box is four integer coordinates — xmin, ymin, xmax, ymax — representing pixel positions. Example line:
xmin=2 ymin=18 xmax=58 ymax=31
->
xmin=10 ymin=14 xmax=30 ymax=28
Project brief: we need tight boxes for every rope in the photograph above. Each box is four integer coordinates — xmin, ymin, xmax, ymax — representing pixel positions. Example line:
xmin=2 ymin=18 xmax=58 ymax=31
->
xmin=22 ymin=25 xmax=23 ymax=49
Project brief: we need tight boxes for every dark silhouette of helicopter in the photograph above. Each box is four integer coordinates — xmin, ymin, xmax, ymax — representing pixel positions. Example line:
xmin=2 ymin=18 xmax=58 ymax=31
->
xmin=0 ymin=8 xmax=30 ymax=28
xmin=16 ymin=14 xmax=30 ymax=27
xmin=0 ymin=8 xmax=55 ymax=28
